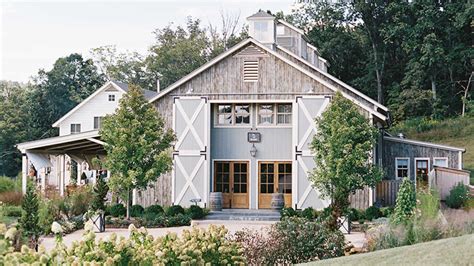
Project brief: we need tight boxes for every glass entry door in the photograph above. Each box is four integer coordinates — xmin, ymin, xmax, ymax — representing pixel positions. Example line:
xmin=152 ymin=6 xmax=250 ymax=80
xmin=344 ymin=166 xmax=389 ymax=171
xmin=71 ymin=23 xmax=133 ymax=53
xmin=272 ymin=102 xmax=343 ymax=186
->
xmin=258 ymin=162 xmax=292 ymax=209
xmin=416 ymin=159 xmax=429 ymax=189
xmin=214 ymin=161 xmax=249 ymax=208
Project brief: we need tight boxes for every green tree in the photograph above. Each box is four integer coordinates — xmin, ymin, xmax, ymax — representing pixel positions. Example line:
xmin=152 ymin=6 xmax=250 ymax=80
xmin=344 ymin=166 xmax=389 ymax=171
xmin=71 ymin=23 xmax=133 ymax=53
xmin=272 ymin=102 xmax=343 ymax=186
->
xmin=144 ymin=18 xmax=210 ymax=89
xmin=392 ymin=177 xmax=416 ymax=224
xmin=19 ymin=184 xmax=41 ymax=248
xmin=310 ymin=92 xmax=383 ymax=230
xmin=90 ymin=172 xmax=109 ymax=212
xmin=100 ymin=84 xmax=174 ymax=219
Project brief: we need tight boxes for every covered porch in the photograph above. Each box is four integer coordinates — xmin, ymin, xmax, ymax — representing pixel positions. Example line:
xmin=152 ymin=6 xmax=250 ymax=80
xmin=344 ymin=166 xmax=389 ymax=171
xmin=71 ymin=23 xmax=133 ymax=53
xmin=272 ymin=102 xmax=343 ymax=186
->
xmin=16 ymin=131 xmax=106 ymax=196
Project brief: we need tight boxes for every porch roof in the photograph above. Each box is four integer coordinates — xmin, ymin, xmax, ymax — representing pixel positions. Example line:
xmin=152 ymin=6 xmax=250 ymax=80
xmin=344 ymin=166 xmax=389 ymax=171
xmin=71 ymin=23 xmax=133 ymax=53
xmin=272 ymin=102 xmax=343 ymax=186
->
xmin=16 ymin=130 xmax=105 ymax=154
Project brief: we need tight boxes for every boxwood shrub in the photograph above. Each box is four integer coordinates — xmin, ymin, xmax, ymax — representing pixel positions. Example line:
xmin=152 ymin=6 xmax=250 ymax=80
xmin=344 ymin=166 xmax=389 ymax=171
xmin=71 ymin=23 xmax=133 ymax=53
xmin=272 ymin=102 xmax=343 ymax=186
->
xmin=166 ymin=205 xmax=185 ymax=216
xmin=145 ymin=204 xmax=164 ymax=215
xmin=130 ymin=205 xmax=144 ymax=217
xmin=108 ymin=203 xmax=126 ymax=217
xmin=186 ymin=205 xmax=205 ymax=219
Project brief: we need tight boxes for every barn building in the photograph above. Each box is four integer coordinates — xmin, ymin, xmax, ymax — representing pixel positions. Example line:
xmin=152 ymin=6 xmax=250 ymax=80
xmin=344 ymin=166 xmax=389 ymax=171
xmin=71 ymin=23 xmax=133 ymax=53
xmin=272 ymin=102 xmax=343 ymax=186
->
xmin=17 ymin=11 xmax=465 ymax=210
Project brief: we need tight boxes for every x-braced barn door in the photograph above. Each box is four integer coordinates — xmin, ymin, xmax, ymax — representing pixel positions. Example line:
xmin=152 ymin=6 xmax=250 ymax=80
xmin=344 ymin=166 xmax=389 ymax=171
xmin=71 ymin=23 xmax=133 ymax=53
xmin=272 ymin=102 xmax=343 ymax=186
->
xmin=294 ymin=96 xmax=331 ymax=209
xmin=172 ymin=97 xmax=209 ymax=207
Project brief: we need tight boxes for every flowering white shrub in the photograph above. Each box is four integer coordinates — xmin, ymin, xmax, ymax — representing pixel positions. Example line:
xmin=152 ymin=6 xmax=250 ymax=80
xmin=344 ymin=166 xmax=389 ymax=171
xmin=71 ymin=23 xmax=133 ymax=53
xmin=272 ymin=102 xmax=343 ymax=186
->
xmin=0 ymin=223 xmax=245 ymax=265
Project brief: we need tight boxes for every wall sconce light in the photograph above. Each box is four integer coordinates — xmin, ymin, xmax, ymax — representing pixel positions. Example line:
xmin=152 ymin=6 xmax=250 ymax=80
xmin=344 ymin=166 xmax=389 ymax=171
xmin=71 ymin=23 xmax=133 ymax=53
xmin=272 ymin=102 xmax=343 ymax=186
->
xmin=250 ymin=144 xmax=257 ymax=157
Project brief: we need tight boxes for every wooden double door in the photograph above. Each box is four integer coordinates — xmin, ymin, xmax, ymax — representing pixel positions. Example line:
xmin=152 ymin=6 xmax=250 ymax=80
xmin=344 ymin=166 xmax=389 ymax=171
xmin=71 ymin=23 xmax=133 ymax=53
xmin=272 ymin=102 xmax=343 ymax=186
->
xmin=258 ymin=161 xmax=292 ymax=209
xmin=214 ymin=161 xmax=249 ymax=209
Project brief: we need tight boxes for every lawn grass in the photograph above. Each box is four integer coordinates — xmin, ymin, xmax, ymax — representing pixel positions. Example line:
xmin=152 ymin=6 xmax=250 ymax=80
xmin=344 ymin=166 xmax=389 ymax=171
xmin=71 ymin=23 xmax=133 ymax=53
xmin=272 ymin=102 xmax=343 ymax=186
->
xmin=391 ymin=117 xmax=474 ymax=184
xmin=304 ymin=234 xmax=474 ymax=265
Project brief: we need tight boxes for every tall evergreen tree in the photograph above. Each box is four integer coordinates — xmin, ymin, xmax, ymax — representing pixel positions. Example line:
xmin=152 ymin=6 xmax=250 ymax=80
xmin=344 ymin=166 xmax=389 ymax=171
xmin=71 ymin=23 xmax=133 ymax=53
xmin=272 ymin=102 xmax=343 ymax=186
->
xmin=19 ymin=184 xmax=41 ymax=248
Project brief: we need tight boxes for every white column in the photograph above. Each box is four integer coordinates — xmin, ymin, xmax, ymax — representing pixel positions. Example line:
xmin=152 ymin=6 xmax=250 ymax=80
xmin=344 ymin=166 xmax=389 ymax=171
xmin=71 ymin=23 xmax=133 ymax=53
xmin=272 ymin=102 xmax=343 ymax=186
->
xmin=77 ymin=162 xmax=82 ymax=185
xmin=132 ymin=189 xmax=137 ymax=206
xmin=41 ymin=167 xmax=46 ymax=193
xmin=22 ymin=154 xmax=28 ymax=195
xmin=60 ymin=155 xmax=65 ymax=196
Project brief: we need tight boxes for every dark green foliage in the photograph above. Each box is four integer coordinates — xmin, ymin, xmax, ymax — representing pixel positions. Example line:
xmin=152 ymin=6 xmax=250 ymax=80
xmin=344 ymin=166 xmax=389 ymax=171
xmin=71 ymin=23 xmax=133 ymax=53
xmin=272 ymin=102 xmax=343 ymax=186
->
xmin=347 ymin=208 xmax=364 ymax=222
xmin=365 ymin=206 xmax=382 ymax=221
xmin=280 ymin=207 xmax=297 ymax=218
xmin=166 ymin=213 xmax=192 ymax=227
xmin=144 ymin=204 xmax=164 ymax=215
xmin=380 ymin=207 xmax=394 ymax=217
xmin=19 ymin=185 xmax=42 ymax=244
xmin=393 ymin=178 xmax=416 ymax=224
xmin=0 ymin=176 xmax=19 ymax=193
xmin=90 ymin=174 xmax=109 ymax=212
xmin=108 ymin=204 xmax=127 ymax=217
xmin=185 ymin=205 xmax=205 ymax=219
xmin=130 ymin=205 xmax=144 ymax=217
xmin=301 ymin=207 xmax=316 ymax=220
xmin=166 ymin=205 xmax=185 ymax=216
xmin=445 ymin=183 xmax=469 ymax=209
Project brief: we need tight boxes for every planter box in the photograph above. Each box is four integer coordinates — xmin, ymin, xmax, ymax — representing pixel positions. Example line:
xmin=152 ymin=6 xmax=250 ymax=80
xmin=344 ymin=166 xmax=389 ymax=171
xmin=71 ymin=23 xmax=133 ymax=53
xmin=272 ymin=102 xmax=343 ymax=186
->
xmin=90 ymin=213 xmax=105 ymax=233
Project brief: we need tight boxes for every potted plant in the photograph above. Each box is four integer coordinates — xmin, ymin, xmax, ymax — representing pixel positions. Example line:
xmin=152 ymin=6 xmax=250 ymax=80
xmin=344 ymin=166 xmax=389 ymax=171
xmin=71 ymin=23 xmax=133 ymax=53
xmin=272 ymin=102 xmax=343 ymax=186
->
xmin=86 ymin=171 xmax=109 ymax=232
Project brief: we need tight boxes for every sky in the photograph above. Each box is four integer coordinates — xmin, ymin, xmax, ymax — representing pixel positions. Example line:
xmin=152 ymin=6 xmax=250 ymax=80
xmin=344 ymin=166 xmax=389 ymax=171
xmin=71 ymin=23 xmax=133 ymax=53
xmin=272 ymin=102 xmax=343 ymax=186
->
xmin=0 ymin=0 xmax=295 ymax=82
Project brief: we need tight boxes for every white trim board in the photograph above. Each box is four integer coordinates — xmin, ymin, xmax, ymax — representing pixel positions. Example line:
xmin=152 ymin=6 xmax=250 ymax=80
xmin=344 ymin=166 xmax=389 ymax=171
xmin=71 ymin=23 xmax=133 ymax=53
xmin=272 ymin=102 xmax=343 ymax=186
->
xmin=384 ymin=136 xmax=465 ymax=152
xmin=17 ymin=130 xmax=100 ymax=151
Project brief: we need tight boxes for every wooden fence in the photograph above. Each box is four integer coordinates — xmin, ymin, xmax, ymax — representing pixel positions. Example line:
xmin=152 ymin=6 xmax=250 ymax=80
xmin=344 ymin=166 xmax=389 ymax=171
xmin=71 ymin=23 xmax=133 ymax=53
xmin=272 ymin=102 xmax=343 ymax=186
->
xmin=349 ymin=186 xmax=371 ymax=210
xmin=429 ymin=167 xmax=470 ymax=200
xmin=376 ymin=180 xmax=402 ymax=207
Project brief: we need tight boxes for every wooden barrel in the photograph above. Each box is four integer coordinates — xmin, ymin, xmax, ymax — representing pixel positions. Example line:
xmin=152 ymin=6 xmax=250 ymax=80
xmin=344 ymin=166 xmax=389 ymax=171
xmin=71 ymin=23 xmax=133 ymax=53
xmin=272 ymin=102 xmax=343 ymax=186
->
xmin=209 ymin=192 xmax=223 ymax=211
xmin=271 ymin=193 xmax=285 ymax=210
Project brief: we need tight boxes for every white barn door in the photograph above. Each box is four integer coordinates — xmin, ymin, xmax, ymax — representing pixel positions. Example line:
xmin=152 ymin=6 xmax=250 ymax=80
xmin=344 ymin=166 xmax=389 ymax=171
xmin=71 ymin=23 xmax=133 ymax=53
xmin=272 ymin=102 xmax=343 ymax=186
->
xmin=172 ymin=97 xmax=209 ymax=207
xmin=294 ymin=96 xmax=331 ymax=210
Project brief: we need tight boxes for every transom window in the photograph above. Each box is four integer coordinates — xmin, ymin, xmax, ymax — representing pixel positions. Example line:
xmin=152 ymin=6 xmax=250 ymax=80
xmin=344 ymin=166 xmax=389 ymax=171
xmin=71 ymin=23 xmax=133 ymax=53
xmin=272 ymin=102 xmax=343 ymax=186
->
xmin=70 ymin=124 xmax=81 ymax=134
xmin=257 ymin=103 xmax=292 ymax=126
xmin=216 ymin=104 xmax=250 ymax=126
xmin=395 ymin=158 xmax=409 ymax=180
xmin=108 ymin=94 xmax=115 ymax=101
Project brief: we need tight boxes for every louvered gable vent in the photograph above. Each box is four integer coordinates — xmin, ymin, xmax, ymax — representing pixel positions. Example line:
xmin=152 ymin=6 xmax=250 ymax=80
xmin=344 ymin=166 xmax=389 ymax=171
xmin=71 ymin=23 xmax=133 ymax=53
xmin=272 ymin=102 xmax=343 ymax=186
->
xmin=243 ymin=59 xmax=259 ymax=82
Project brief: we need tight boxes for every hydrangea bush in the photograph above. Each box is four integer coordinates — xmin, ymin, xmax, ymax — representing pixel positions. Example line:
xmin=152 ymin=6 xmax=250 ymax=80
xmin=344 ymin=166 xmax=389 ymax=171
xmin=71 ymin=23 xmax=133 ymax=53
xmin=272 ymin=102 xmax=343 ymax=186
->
xmin=0 ymin=222 xmax=245 ymax=265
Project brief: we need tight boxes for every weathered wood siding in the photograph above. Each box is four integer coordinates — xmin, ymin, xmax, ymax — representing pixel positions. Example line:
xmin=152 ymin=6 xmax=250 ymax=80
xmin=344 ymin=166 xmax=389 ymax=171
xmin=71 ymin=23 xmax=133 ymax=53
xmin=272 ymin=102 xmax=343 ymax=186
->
xmin=376 ymin=180 xmax=402 ymax=206
xmin=349 ymin=187 xmax=371 ymax=210
xmin=429 ymin=167 xmax=470 ymax=200
xmin=382 ymin=137 xmax=461 ymax=181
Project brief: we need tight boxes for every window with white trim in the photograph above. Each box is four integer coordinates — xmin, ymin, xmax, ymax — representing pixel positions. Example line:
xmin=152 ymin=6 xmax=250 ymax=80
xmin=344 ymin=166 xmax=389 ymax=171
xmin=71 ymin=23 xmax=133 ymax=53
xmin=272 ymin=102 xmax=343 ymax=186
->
xmin=108 ymin=94 xmax=115 ymax=101
xmin=258 ymin=104 xmax=274 ymax=125
xmin=395 ymin=158 xmax=409 ymax=180
xmin=216 ymin=104 xmax=251 ymax=126
xmin=277 ymin=104 xmax=292 ymax=124
xmin=257 ymin=103 xmax=292 ymax=126
xmin=433 ymin=158 xmax=448 ymax=168
xmin=70 ymin=124 xmax=81 ymax=134
xmin=93 ymin=116 xmax=103 ymax=130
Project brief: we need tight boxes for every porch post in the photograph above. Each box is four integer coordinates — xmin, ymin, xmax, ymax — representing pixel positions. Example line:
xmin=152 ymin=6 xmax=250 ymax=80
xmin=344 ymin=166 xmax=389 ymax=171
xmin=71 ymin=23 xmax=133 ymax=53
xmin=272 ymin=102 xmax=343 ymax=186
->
xmin=77 ymin=162 xmax=82 ymax=185
xmin=60 ymin=155 xmax=65 ymax=196
xmin=41 ymin=167 xmax=46 ymax=193
xmin=22 ymin=153 xmax=28 ymax=195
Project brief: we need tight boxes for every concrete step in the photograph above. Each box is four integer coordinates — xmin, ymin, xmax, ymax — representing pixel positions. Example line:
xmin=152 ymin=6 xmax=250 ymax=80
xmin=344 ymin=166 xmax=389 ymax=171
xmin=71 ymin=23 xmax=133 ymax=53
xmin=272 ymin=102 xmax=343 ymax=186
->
xmin=204 ymin=209 xmax=281 ymax=221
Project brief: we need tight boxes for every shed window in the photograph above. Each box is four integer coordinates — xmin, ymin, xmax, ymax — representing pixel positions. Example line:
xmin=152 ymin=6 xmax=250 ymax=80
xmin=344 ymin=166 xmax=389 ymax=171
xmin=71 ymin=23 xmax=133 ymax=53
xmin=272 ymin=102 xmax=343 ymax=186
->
xmin=108 ymin=94 xmax=115 ymax=101
xmin=217 ymin=105 xmax=232 ymax=125
xmin=93 ymin=116 xmax=103 ymax=130
xmin=70 ymin=124 xmax=81 ymax=134
xmin=395 ymin=158 xmax=409 ymax=180
xmin=257 ymin=103 xmax=292 ymax=126
xmin=433 ymin=158 xmax=448 ymax=168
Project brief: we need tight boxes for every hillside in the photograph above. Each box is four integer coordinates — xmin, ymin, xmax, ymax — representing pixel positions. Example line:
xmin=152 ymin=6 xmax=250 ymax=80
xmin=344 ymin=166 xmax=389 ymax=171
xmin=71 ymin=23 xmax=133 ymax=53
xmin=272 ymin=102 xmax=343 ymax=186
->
xmin=305 ymin=234 xmax=474 ymax=265
xmin=391 ymin=117 xmax=474 ymax=184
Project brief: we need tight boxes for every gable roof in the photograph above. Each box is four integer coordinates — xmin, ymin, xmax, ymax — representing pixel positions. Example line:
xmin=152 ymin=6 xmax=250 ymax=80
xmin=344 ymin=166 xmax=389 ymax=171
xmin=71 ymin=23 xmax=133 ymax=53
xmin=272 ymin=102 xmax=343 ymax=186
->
xmin=52 ymin=80 xmax=158 ymax=127
xmin=148 ymin=37 xmax=388 ymax=121
xmin=384 ymin=136 xmax=465 ymax=152
xmin=247 ymin=10 xmax=275 ymax=19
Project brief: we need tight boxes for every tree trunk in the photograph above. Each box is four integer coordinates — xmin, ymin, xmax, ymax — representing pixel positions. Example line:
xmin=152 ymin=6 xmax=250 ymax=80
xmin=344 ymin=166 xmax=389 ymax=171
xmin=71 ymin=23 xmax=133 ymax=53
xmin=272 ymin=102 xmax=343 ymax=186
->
xmin=372 ymin=43 xmax=383 ymax=104
xmin=126 ymin=188 xmax=131 ymax=220
xmin=431 ymin=77 xmax=437 ymax=100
